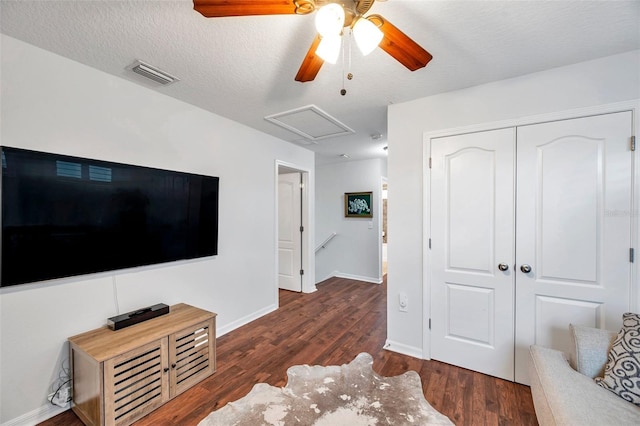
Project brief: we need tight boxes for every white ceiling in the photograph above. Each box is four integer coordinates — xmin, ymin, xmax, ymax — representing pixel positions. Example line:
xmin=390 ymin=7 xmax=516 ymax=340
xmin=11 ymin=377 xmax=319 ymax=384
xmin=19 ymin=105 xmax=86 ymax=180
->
xmin=1 ymin=0 xmax=639 ymax=165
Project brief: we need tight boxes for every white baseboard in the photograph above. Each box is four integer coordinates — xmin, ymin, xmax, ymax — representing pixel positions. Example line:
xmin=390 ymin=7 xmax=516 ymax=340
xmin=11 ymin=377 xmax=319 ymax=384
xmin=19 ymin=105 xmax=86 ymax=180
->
xmin=316 ymin=271 xmax=382 ymax=285
xmin=216 ymin=303 xmax=278 ymax=337
xmin=2 ymin=401 xmax=68 ymax=426
xmin=334 ymin=272 xmax=382 ymax=284
xmin=315 ymin=271 xmax=336 ymax=284
xmin=302 ymin=285 xmax=318 ymax=294
xmin=383 ymin=339 xmax=425 ymax=360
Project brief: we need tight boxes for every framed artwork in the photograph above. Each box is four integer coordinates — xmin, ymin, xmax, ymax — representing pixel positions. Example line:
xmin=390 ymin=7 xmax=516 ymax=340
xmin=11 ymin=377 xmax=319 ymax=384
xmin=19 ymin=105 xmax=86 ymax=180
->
xmin=344 ymin=192 xmax=373 ymax=218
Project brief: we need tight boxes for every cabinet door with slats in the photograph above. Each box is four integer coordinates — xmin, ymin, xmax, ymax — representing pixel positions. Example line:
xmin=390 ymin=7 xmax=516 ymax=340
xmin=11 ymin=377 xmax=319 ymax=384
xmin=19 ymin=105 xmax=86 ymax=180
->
xmin=169 ymin=318 xmax=216 ymax=397
xmin=104 ymin=338 xmax=169 ymax=426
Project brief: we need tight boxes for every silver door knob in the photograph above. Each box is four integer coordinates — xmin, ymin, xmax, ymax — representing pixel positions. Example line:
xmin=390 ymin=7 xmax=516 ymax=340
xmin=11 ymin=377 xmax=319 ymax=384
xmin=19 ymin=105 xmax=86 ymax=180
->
xmin=520 ymin=264 xmax=532 ymax=273
xmin=498 ymin=263 xmax=509 ymax=271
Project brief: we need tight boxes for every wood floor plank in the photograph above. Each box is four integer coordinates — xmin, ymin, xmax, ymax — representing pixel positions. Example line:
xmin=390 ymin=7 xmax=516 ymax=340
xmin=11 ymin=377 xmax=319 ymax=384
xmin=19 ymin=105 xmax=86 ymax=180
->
xmin=470 ymin=372 xmax=487 ymax=425
xmin=38 ymin=276 xmax=538 ymax=426
xmin=423 ymin=361 xmax=449 ymax=414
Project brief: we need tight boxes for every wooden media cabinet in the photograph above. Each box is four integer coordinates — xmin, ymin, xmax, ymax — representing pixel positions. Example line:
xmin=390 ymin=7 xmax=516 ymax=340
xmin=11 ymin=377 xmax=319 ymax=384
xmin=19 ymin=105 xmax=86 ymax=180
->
xmin=68 ymin=303 xmax=216 ymax=426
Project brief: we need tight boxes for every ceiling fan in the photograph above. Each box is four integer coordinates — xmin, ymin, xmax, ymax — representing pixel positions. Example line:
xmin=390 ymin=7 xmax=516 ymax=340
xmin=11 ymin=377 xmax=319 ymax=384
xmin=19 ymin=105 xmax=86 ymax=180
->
xmin=193 ymin=0 xmax=433 ymax=82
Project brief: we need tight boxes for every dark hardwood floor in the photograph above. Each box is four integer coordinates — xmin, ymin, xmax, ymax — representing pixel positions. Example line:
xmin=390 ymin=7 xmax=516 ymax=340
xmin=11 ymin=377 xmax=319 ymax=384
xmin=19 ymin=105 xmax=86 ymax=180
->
xmin=41 ymin=276 xmax=538 ymax=426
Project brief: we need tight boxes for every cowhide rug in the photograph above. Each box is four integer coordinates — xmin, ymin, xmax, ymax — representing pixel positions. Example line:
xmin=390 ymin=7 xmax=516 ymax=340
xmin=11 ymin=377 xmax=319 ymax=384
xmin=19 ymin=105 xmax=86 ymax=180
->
xmin=198 ymin=352 xmax=453 ymax=425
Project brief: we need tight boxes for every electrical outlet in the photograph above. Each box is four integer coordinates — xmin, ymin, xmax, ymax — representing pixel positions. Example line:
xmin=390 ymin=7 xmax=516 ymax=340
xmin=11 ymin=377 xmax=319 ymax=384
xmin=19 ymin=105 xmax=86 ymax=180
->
xmin=50 ymin=385 xmax=71 ymax=407
xmin=398 ymin=292 xmax=408 ymax=312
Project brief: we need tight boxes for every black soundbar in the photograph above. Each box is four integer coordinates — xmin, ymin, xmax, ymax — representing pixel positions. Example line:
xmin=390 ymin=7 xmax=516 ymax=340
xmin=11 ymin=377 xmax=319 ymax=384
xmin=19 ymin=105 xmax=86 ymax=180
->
xmin=107 ymin=303 xmax=169 ymax=331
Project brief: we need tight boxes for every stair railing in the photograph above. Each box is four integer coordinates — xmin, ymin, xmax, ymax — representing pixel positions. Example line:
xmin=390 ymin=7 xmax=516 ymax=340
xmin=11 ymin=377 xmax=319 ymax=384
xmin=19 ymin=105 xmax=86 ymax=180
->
xmin=315 ymin=232 xmax=337 ymax=253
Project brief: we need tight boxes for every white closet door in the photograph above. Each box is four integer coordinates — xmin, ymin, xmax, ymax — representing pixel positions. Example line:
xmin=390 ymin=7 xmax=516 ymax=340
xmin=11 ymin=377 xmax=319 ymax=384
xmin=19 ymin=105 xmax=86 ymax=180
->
xmin=430 ymin=128 xmax=516 ymax=381
xmin=514 ymin=111 xmax=634 ymax=384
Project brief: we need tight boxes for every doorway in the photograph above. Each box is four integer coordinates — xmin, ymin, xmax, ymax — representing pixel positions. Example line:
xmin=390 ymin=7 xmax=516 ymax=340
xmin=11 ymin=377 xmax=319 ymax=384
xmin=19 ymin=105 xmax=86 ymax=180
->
xmin=278 ymin=171 xmax=302 ymax=292
xmin=276 ymin=162 xmax=311 ymax=294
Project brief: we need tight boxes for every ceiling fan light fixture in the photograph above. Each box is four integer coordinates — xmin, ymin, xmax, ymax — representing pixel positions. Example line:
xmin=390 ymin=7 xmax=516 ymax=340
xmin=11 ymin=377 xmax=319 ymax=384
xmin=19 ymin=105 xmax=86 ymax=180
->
xmin=315 ymin=3 xmax=345 ymax=36
xmin=316 ymin=35 xmax=342 ymax=64
xmin=353 ymin=17 xmax=383 ymax=56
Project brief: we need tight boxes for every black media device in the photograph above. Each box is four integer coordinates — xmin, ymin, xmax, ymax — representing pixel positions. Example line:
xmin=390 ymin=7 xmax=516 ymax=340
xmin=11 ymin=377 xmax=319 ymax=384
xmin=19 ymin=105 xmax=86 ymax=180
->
xmin=1 ymin=146 xmax=220 ymax=287
xmin=107 ymin=303 xmax=170 ymax=330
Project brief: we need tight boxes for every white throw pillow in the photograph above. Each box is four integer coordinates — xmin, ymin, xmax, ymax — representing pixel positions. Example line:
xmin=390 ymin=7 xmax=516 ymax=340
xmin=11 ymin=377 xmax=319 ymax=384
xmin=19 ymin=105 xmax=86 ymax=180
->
xmin=569 ymin=324 xmax=616 ymax=378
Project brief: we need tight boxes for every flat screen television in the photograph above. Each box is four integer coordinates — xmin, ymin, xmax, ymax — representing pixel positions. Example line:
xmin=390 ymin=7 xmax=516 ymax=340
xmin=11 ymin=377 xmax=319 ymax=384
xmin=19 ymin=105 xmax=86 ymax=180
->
xmin=1 ymin=146 xmax=219 ymax=287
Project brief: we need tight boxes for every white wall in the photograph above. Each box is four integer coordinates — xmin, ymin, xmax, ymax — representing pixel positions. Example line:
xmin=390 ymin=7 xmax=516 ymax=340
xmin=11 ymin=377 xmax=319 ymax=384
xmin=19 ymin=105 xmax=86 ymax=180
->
xmin=0 ymin=35 xmax=315 ymax=425
xmin=386 ymin=50 xmax=640 ymax=358
xmin=315 ymin=159 xmax=386 ymax=284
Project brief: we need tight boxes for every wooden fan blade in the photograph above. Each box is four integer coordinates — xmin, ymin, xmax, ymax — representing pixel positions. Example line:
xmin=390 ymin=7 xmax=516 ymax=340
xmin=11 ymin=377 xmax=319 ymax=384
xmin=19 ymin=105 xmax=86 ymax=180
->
xmin=295 ymin=34 xmax=324 ymax=82
xmin=368 ymin=14 xmax=432 ymax=71
xmin=194 ymin=0 xmax=312 ymax=18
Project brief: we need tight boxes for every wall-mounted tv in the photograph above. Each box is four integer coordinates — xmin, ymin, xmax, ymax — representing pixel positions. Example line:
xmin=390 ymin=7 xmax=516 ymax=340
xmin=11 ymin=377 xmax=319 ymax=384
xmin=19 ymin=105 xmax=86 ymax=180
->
xmin=1 ymin=146 xmax=219 ymax=287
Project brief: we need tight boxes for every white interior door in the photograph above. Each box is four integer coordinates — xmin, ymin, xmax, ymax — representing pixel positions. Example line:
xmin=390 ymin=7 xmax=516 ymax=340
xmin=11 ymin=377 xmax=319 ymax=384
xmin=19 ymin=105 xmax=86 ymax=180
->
xmin=430 ymin=128 xmax=516 ymax=381
xmin=278 ymin=172 xmax=302 ymax=292
xmin=514 ymin=111 xmax=634 ymax=383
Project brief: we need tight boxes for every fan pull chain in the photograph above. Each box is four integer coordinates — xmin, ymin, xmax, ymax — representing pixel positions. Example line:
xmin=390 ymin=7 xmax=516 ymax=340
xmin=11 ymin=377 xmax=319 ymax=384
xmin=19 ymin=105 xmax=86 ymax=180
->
xmin=348 ymin=29 xmax=353 ymax=73
xmin=340 ymin=32 xmax=347 ymax=96
xmin=341 ymin=30 xmax=354 ymax=96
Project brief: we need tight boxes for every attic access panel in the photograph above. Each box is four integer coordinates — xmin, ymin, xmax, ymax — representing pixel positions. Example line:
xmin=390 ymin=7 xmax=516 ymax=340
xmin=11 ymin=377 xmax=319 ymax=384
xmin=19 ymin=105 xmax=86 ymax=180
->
xmin=265 ymin=105 xmax=355 ymax=141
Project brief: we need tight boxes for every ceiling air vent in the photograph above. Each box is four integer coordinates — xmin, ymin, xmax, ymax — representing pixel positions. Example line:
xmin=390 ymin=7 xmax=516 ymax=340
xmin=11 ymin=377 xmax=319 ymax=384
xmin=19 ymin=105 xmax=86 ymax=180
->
xmin=128 ymin=60 xmax=179 ymax=85
xmin=265 ymin=105 xmax=355 ymax=141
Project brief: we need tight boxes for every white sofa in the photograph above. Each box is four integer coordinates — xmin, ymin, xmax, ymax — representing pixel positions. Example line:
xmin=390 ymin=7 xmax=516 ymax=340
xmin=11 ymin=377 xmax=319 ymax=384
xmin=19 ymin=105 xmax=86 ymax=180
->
xmin=529 ymin=324 xmax=640 ymax=425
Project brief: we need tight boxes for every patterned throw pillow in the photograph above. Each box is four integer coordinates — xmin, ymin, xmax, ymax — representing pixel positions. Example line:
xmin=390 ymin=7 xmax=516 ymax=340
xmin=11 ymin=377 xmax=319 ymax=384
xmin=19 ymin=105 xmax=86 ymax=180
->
xmin=595 ymin=312 xmax=640 ymax=406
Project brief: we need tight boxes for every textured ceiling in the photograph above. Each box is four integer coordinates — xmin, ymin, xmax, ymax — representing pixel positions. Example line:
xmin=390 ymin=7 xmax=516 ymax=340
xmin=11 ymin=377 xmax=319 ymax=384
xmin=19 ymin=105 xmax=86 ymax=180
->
xmin=1 ymin=0 xmax=639 ymax=164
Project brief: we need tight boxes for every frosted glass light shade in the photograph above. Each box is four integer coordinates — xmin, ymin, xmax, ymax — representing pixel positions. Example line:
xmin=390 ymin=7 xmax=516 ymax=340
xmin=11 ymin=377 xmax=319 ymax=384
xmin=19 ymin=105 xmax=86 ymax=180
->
xmin=353 ymin=17 xmax=383 ymax=56
xmin=315 ymin=3 xmax=345 ymax=36
xmin=316 ymin=35 xmax=342 ymax=64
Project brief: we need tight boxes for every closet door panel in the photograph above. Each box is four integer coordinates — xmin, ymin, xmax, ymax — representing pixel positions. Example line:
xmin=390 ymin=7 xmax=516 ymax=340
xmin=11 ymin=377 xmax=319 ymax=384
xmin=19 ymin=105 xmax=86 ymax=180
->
xmin=514 ymin=111 xmax=633 ymax=384
xmin=537 ymin=138 xmax=600 ymax=282
xmin=430 ymin=128 xmax=516 ymax=381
